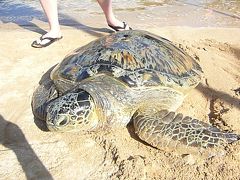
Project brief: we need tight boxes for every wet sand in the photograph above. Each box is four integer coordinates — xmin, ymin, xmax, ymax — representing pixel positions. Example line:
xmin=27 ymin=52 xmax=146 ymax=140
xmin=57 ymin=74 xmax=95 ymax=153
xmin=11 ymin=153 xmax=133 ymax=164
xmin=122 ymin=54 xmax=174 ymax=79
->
xmin=0 ymin=1 xmax=240 ymax=179
xmin=1 ymin=0 xmax=240 ymax=28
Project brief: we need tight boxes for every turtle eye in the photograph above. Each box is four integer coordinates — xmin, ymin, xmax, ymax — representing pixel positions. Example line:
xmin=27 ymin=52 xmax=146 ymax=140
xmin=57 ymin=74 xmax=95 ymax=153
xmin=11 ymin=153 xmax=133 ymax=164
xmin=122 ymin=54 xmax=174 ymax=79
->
xmin=59 ymin=119 xmax=68 ymax=126
xmin=56 ymin=115 xmax=69 ymax=126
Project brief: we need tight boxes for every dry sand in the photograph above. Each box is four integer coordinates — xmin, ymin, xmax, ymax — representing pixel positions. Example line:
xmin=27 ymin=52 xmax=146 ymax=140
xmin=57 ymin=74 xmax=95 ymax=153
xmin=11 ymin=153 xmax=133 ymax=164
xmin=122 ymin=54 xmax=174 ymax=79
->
xmin=0 ymin=22 xmax=240 ymax=179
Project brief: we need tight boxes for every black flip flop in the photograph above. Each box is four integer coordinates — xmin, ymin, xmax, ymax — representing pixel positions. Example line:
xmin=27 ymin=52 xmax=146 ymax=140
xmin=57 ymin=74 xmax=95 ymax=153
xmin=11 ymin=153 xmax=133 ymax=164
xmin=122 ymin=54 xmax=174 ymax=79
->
xmin=31 ymin=36 xmax=63 ymax=48
xmin=108 ymin=22 xmax=132 ymax=32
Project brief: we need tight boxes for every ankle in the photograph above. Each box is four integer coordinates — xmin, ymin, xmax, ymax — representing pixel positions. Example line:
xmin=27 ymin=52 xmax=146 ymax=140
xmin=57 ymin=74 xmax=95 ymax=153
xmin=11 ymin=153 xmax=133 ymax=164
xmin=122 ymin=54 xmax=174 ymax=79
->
xmin=43 ymin=30 xmax=62 ymax=38
xmin=107 ymin=17 xmax=123 ymax=26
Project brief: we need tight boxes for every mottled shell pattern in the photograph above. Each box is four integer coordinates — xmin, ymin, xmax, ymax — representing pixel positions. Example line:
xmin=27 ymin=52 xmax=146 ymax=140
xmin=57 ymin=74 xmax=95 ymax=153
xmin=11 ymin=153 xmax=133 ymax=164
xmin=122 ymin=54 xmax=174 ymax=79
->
xmin=51 ymin=30 xmax=202 ymax=93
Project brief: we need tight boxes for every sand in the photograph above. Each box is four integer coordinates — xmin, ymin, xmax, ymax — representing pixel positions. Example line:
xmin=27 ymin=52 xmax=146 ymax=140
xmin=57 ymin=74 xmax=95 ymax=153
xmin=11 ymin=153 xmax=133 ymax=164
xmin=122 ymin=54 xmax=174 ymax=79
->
xmin=0 ymin=22 xmax=240 ymax=179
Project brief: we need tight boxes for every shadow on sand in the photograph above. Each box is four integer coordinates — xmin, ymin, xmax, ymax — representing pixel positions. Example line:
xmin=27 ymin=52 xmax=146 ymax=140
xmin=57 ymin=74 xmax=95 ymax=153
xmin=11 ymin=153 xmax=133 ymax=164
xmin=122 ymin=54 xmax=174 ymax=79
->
xmin=196 ymin=83 xmax=240 ymax=110
xmin=0 ymin=114 xmax=53 ymax=179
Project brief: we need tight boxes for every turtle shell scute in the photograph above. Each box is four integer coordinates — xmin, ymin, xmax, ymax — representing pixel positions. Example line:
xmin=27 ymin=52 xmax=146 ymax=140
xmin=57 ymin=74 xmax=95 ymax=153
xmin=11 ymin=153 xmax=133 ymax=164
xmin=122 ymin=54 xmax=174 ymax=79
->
xmin=52 ymin=30 xmax=202 ymax=89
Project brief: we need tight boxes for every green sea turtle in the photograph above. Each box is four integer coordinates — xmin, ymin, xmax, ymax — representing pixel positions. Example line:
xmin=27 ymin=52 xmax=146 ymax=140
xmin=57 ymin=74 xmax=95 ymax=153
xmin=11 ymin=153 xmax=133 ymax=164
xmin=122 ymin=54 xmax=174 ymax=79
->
xmin=32 ymin=30 xmax=239 ymax=150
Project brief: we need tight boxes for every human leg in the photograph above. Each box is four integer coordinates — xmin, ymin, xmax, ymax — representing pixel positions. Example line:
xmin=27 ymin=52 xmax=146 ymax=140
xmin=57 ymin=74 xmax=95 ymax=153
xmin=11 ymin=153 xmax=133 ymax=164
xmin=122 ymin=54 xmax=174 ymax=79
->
xmin=40 ymin=0 xmax=61 ymax=38
xmin=39 ymin=0 xmax=62 ymax=38
xmin=32 ymin=0 xmax=62 ymax=48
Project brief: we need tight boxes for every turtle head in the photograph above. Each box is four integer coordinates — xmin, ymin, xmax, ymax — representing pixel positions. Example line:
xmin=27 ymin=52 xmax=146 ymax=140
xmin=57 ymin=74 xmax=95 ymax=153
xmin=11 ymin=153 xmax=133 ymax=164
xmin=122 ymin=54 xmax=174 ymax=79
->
xmin=46 ymin=89 xmax=98 ymax=132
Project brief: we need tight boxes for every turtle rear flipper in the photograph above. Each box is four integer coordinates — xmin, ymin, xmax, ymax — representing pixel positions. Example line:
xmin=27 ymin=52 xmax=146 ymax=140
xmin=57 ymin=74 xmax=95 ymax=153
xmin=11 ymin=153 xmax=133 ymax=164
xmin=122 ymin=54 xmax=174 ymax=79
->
xmin=133 ymin=109 xmax=240 ymax=149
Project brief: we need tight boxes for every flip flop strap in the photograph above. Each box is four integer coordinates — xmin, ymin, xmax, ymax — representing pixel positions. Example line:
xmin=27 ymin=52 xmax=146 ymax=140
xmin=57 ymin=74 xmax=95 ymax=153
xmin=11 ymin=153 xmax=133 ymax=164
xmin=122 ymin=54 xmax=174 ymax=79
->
xmin=40 ymin=36 xmax=58 ymax=41
xmin=108 ymin=22 xmax=127 ymax=31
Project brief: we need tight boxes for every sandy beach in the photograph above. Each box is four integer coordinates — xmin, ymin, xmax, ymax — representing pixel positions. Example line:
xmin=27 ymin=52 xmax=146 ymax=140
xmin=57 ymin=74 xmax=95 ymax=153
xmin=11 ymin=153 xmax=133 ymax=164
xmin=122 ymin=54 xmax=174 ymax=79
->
xmin=1 ymin=2 xmax=240 ymax=179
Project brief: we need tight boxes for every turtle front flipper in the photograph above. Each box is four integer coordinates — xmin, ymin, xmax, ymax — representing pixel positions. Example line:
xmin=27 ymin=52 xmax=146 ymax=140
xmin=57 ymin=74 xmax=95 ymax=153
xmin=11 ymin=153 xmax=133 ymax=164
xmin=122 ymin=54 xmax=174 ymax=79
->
xmin=133 ymin=109 xmax=239 ymax=150
xmin=32 ymin=79 xmax=58 ymax=120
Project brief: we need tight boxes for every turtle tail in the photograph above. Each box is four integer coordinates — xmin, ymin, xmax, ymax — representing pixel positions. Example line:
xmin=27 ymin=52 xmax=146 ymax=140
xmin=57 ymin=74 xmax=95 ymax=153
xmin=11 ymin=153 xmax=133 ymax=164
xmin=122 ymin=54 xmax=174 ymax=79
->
xmin=133 ymin=109 xmax=240 ymax=149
